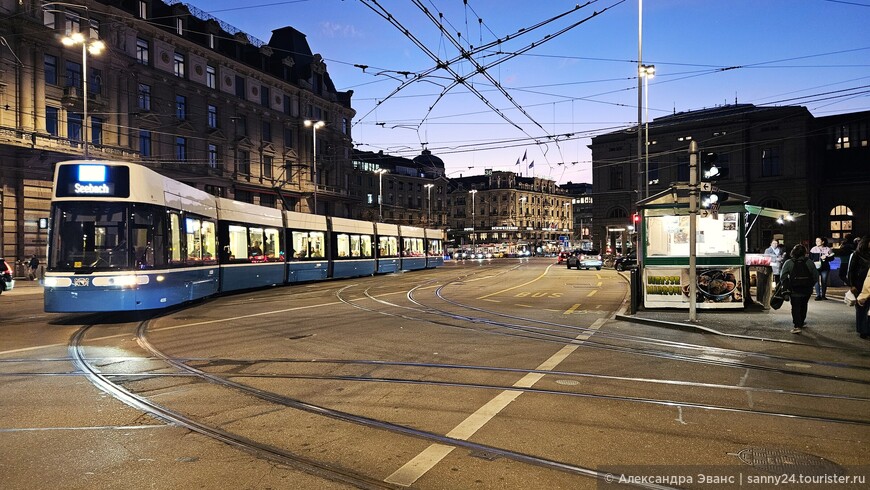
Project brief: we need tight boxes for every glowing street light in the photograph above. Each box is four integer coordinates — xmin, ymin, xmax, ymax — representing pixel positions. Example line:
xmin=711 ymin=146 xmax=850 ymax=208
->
xmin=303 ymin=120 xmax=325 ymax=214
xmin=375 ymin=168 xmax=388 ymax=221
xmin=424 ymin=183 xmax=434 ymax=225
xmin=61 ymin=32 xmax=104 ymax=158
xmin=639 ymin=64 xmax=656 ymax=199
xmin=469 ymin=189 xmax=478 ymax=251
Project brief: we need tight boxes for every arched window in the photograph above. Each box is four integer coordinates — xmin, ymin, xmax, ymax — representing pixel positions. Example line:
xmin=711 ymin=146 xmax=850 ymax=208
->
xmin=760 ymin=198 xmax=784 ymax=210
xmin=608 ymin=208 xmax=628 ymax=219
xmin=829 ymin=205 xmax=853 ymax=248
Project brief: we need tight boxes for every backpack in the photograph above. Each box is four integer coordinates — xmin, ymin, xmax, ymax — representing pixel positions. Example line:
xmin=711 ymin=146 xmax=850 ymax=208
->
xmin=788 ymin=258 xmax=814 ymax=290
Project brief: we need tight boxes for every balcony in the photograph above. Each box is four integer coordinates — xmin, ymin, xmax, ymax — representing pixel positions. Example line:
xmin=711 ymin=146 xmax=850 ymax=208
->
xmin=61 ymin=86 xmax=108 ymax=111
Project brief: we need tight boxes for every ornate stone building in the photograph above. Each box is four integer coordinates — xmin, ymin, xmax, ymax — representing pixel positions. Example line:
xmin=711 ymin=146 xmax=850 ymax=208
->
xmin=0 ymin=0 xmax=355 ymax=267
xmin=446 ymin=171 xmax=572 ymax=254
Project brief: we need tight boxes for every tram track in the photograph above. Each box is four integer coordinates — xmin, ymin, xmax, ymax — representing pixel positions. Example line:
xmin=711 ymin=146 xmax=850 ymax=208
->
xmin=66 ymin=318 xmax=673 ymax=488
xmin=334 ymin=274 xmax=870 ymax=386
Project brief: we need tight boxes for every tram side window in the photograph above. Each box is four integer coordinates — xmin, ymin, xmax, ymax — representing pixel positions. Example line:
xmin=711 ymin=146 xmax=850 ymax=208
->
xmin=168 ymin=212 xmax=183 ymax=265
xmin=201 ymin=220 xmax=217 ymax=264
xmin=131 ymin=204 xmax=164 ymax=269
xmin=379 ymin=236 xmax=398 ymax=258
xmin=360 ymin=235 xmax=373 ymax=258
xmin=249 ymin=227 xmax=265 ymax=260
xmin=185 ymin=217 xmax=216 ymax=264
xmin=428 ymin=239 xmax=443 ymax=256
xmin=227 ymin=224 xmax=247 ymax=261
xmin=310 ymin=231 xmax=325 ymax=258
xmin=262 ymin=227 xmax=282 ymax=262
xmin=291 ymin=231 xmax=309 ymax=259
xmin=403 ymin=237 xmax=424 ymax=257
xmin=350 ymin=235 xmax=361 ymax=257
xmin=336 ymin=233 xmax=351 ymax=258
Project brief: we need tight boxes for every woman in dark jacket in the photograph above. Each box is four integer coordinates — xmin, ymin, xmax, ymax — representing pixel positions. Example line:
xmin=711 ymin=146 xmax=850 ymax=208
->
xmin=846 ymin=235 xmax=870 ymax=338
xmin=781 ymin=244 xmax=820 ymax=334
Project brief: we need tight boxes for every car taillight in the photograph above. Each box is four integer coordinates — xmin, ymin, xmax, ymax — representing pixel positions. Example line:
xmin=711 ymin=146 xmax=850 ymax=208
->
xmin=597 ymin=255 xmax=602 ymax=260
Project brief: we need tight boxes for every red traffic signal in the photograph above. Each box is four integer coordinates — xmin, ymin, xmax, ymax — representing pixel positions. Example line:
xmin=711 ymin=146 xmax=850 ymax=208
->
xmin=632 ymin=213 xmax=641 ymax=223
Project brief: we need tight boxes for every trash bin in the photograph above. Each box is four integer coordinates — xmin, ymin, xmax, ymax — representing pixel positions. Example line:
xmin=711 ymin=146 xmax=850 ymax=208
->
xmin=750 ymin=265 xmax=773 ymax=309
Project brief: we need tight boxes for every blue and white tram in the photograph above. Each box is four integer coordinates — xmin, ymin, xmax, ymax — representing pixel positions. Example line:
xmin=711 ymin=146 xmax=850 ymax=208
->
xmin=217 ymin=198 xmax=285 ymax=292
xmin=43 ymin=160 xmax=444 ymax=313
xmin=399 ymin=226 xmax=427 ymax=271
xmin=375 ymin=223 xmax=401 ymax=274
xmin=44 ymin=161 xmax=220 ymax=312
xmin=329 ymin=217 xmax=376 ymax=278
xmin=285 ymin=210 xmax=329 ymax=283
xmin=425 ymin=228 xmax=445 ymax=268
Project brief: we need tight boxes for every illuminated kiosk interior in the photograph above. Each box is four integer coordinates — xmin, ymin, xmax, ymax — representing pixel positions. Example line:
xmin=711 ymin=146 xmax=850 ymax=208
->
xmin=637 ymin=186 xmax=750 ymax=310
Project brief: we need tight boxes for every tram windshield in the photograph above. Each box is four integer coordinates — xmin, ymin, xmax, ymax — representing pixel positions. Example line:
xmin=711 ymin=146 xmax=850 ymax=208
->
xmin=49 ymin=202 xmax=130 ymax=271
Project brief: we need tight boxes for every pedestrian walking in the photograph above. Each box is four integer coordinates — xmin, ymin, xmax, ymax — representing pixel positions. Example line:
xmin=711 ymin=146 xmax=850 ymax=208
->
xmin=856 ymin=267 xmax=870 ymax=341
xmin=780 ymin=244 xmax=819 ymax=334
xmin=836 ymin=233 xmax=855 ymax=285
xmin=28 ymin=255 xmax=39 ymax=281
xmin=846 ymin=235 xmax=870 ymax=339
xmin=764 ymin=239 xmax=786 ymax=286
xmin=809 ymin=237 xmax=834 ymax=300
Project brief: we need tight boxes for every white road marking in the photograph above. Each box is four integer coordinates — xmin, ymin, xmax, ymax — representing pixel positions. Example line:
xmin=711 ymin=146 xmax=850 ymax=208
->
xmin=385 ymin=318 xmax=607 ymax=487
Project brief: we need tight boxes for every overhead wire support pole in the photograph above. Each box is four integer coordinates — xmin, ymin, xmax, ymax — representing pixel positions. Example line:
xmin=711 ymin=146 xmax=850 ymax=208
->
xmin=688 ymin=140 xmax=699 ymax=322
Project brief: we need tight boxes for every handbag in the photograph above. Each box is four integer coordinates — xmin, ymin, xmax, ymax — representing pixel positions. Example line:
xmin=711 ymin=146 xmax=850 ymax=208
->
xmin=845 ymin=290 xmax=857 ymax=306
xmin=770 ymin=283 xmax=789 ymax=310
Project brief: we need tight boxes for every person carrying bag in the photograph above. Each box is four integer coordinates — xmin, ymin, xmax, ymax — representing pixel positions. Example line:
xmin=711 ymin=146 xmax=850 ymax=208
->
xmin=780 ymin=244 xmax=819 ymax=334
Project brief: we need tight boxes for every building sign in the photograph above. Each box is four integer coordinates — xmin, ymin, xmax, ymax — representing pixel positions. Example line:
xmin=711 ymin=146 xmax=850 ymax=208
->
xmin=55 ymin=164 xmax=130 ymax=198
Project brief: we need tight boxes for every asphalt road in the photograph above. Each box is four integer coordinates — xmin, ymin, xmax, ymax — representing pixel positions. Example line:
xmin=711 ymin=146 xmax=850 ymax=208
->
xmin=2 ymin=258 xmax=868 ymax=489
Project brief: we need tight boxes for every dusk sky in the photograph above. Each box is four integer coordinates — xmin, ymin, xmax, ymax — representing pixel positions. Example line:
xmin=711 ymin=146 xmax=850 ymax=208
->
xmin=184 ymin=0 xmax=870 ymax=184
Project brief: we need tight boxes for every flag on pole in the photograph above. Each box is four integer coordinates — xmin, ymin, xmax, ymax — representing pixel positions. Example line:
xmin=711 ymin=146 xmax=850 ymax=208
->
xmin=522 ymin=150 xmax=527 ymax=162
xmin=515 ymin=158 xmax=520 ymax=166
xmin=529 ymin=160 xmax=534 ymax=168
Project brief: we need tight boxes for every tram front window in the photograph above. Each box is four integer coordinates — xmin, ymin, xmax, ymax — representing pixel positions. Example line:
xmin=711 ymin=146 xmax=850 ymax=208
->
xmin=50 ymin=203 xmax=129 ymax=271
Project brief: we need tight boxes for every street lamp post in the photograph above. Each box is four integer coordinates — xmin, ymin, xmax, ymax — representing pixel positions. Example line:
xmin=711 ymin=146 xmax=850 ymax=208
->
xmin=61 ymin=32 xmax=104 ymax=158
xmin=303 ymin=120 xmax=325 ymax=214
xmin=640 ymin=64 xmax=656 ymax=199
xmin=469 ymin=189 xmax=478 ymax=252
xmin=424 ymin=183 xmax=434 ymax=225
xmin=376 ymin=168 xmax=388 ymax=221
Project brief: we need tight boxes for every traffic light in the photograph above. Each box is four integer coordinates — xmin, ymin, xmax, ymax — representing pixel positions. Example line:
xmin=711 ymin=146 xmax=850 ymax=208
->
xmin=632 ymin=213 xmax=641 ymax=224
xmin=701 ymin=152 xmax=728 ymax=181
xmin=701 ymin=190 xmax=729 ymax=209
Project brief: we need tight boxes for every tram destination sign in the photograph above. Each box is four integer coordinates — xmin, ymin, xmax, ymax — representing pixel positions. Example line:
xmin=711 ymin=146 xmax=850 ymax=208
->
xmin=55 ymin=164 xmax=130 ymax=198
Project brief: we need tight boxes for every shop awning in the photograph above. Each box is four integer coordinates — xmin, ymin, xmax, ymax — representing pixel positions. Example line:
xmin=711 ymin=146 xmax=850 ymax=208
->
xmin=744 ymin=204 xmax=805 ymax=220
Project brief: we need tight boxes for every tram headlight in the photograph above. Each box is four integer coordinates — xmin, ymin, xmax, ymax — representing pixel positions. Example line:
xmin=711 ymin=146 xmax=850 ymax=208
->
xmin=44 ymin=277 xmax=58 ymax=287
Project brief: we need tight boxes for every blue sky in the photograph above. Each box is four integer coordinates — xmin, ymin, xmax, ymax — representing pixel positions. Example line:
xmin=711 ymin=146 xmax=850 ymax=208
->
xmin=185 ymin=0 xmax=870 ymax=184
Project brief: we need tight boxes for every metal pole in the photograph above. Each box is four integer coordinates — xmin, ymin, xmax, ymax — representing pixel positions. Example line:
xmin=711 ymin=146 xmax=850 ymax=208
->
xmin=644 ymin=71 xmax=650 ymax=199
xmin=688 ymin=140 xmax=699 ymax=321
xmin=378 ymin=171 xmax=383 ymax=221
xmin=82 ymin=42 xmax=89 ymax=158
xmin=636 ymin=0 xmax=643 ymax=203
xmin=312 ymin=124 xmax=317 ymax=214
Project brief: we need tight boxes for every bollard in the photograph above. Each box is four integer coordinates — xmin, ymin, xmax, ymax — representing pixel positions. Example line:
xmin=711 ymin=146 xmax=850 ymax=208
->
xmin=630 ymin=269 xmax=639 ymax=314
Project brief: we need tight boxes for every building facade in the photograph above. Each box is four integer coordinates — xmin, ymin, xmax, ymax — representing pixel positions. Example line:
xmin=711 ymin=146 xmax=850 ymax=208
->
xmin=589 ymin=104 xmax=870 ymax=254
xmin=349 ymin=149 xmax=448 ymax=227
xmin=446 ymin=171 xmax=572 ymax=254
xmin=0 ymin=0 xmax=355 ymax=268
xmin=561 ymin=181 xmax=593 ymax=245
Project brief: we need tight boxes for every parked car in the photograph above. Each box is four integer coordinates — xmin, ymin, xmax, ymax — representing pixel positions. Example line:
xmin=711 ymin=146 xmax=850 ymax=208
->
xmin=566 ymin=250 xmax=603 ymax=270
xmin=614 ymin=252 xmax=638 ymax=271
xmin=0 ymin=258 xmax=15 ymax=295
xmin=557 ymin=251 xmax=572 ymax=264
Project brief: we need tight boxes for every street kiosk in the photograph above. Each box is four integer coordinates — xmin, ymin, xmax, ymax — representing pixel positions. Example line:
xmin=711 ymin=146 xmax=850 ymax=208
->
xmin=637 ymin=186 xmax=749 ymax=310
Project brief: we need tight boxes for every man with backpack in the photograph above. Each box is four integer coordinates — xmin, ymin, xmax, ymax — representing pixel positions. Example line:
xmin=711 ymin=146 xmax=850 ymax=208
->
xmin=781 ymin=244 xmax=820 ymax=334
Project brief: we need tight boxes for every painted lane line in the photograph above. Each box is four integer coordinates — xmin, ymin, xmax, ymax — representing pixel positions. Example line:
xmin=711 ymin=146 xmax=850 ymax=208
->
xmin=385 ymin=318 xmax=607 ymax=487
xmin=476 ymin=265 xmax=554 ymax=300
xmin=586 ymin=290 xmax=598 ymax=297
xmin=563 ymin=303 xmax=582 ymax=315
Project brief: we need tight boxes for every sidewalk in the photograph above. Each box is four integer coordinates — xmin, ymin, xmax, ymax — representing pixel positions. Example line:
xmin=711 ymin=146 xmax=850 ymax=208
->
xmin=617 ymin=286 xmax=867 ymax=349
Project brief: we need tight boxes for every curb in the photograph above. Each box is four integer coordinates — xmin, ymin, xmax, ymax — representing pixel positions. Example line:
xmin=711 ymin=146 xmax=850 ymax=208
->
xmin=613 ymin=313 xmax=805 ymax=345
